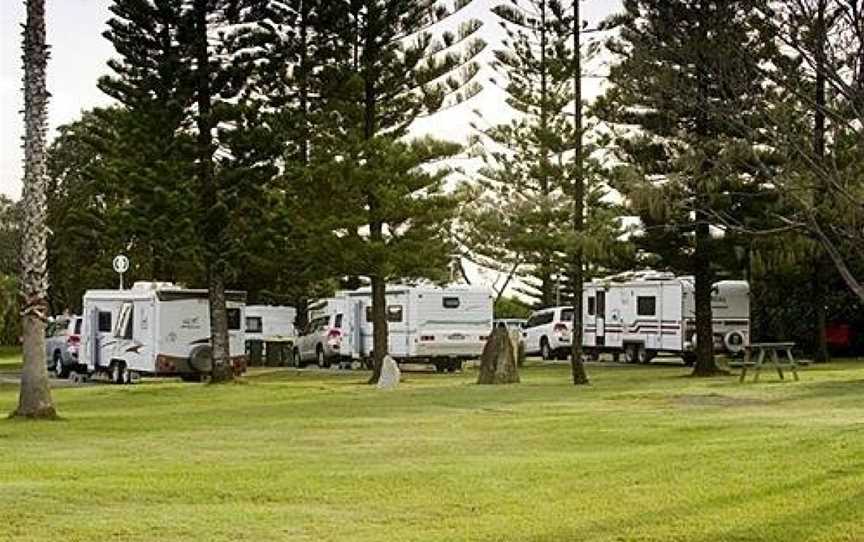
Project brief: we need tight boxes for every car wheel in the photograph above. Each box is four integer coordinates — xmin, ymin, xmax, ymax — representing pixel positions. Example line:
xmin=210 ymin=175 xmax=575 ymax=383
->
xmin=53 ymin=352 xmax=67 ymax=379
xmin=540 ymin=339 xmax=552 ymax=361
xmin=316 ymin=347 xmax=329 ymax=368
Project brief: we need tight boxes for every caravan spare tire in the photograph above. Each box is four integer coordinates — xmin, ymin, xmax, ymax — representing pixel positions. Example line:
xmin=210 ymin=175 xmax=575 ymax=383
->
xmin=189 ymin=345 xmax=213 ymax=373
xmin=723 ymin=330 xmax=746 ymax=355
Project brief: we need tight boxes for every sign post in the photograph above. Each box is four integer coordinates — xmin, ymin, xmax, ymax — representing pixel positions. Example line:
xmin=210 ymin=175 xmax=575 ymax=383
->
xmin=113 ymin=255 xmax=130 ymax=289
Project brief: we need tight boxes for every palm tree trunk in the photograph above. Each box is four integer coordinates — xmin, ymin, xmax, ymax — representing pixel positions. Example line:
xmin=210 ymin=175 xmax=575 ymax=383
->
xmin=15 ymin=0 xmax=57 ymax=419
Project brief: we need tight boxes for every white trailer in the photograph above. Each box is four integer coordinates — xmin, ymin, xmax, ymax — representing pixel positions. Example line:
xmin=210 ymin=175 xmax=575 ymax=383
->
xmin=245 ymin=305 xmax=297 ymax=365
xmin=583 ymin=271 xmax=750 ymax=364
xmin=304 ymin=285 xmax=494 ymax=371
xmin=81 ymin=282 xmax=248 ymax=383
xmin=245 ymin=305 xmax=296 ymax=341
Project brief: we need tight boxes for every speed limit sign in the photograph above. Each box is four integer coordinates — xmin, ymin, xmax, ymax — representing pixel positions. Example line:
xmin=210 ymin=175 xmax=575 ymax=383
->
xmin=113 ymin=255 xmax=129 ymax=288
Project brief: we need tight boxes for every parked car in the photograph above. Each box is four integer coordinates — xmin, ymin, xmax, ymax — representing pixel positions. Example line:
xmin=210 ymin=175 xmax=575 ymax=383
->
xmin=293 ymin=313 xmax=344 ymax=368
xmin=45 ymin=315 xmax=83 ymax=378
xmin=522 ymin=307 xmax=573 ymax=360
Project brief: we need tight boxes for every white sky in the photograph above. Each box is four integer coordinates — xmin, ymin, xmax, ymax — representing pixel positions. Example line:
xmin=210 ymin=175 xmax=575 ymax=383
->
xmin=0 ymin=0 xmax=621 ymax=201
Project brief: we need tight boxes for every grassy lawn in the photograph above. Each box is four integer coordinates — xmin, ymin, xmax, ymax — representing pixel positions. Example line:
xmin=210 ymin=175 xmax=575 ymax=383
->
xmin=1 ymin=360 xmax=863 ymax=542
xmin=0 ymin=346 xmax=21 ymax=371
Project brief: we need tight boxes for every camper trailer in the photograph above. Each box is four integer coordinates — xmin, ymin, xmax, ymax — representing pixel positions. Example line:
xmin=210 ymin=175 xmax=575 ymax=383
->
xmin=245 ymin=305 xmax=296 ymax=342
xmin=81 ymin=282 xmax=248 ymax=383
xmin=296 ymin=285 xmax=494 ymax=372
xmin=583 ymin=271 xmax=750 ymax=364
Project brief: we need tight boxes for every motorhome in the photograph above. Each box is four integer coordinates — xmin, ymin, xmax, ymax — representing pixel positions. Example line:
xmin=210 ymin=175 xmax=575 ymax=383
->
xmin=81 ymin=282 xmax=248 ymax=383
xmin=296 ymin=285 xmax=494 ymax=372
xmin=583 ymin=271 xmax=750 ymax=364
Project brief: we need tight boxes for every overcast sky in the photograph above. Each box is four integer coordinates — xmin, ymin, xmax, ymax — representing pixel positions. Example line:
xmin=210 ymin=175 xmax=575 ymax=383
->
xmin=0 ymin=0 xmax=621 ymax=201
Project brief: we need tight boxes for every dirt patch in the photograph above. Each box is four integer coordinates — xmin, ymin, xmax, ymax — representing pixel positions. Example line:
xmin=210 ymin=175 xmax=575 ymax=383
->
xmin=672 ymin=393 xmax=768 ymax=407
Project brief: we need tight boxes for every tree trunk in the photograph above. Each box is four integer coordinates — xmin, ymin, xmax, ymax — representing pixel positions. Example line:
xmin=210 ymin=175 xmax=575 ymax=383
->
xmin=193 ymin=0 xmax=232 ymax=383
xmin=14 ymin=0 xmax=56 ymax=419
xmin=811 ymin=0 xmax=830 ymax=363
xmin=569 ymin=0 xmax=589 ymax=385
xmin=208 ymin=271 xmax=233 ymax=381
xmin=367 ymin=273 xmax=389 ymax=384
xmin=692 ymin=216 xmax=721 ymax=376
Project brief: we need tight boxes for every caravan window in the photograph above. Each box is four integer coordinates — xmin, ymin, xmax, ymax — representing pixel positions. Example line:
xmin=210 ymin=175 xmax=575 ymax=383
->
xmin=637 ymin=296 xmax=657 ymax=317
xmin=117 ymin=304 xmax=134 ymax=340
xmin=98 ymin=311 xmax=112 ymax=332
xmin=387 ymin=305 xmax=403 ymax=323
xmin=442 ymin=297 xmax=460 ymax=309
xmin=246 ymin=316 xmax=263 ymax=333
xmin=526 ymin=312 xmax=553 ymax=328
xmin=364 ymin=306 xmax=404 ymax=323
xmin=587 ymin=297 xmax=596 ymax=316
xmin=227 ymin=309 xmax=241 ymax=330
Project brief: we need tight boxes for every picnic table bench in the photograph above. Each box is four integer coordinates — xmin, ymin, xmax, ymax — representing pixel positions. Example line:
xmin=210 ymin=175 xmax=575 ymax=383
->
xmin=730 ymin=342 xmax=801 ymax=383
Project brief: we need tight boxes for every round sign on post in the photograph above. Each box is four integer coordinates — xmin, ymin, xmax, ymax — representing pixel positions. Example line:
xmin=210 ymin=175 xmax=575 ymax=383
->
xmin=113 ymin=255 xmax=129 ymax=289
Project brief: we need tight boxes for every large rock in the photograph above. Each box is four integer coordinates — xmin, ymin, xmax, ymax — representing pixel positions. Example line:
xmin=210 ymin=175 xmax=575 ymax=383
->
xmin=477 ymin=326 xmax=520 ymax=385
xmin=376 ymin=355 xmax=401 ymax=390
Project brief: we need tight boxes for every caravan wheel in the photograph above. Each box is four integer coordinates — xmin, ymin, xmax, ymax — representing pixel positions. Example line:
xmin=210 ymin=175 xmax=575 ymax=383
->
xmin=624 ymin=344 xmax=639 ymax=364
xmin=110 ymin=361 xmax=129 ymax=385
xmin=637 ymin=347 xmax=655 ymax=364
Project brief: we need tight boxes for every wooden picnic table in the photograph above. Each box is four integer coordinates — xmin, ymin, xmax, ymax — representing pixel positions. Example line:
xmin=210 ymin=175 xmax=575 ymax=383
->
xmin=735 ymin=342 xmax=800 ymax=383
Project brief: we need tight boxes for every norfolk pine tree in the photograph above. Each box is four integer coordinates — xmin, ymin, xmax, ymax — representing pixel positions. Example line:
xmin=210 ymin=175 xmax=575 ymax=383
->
xmin=598 ymin=0 xmax=777 ymax=375
xmin=308 ymin=0 xmax=486 ymax=382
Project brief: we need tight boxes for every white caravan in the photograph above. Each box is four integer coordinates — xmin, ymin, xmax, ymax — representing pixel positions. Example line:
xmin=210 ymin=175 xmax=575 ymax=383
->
xmin=245 ymin=305 xmax=296 ymax=342
xmin=299 ymin=285 xmax=494 ymax=372
xmin=81 ymin=282 xmax=248 ymax=383
xmin=583 ymin=271 xmax=750 ymax=364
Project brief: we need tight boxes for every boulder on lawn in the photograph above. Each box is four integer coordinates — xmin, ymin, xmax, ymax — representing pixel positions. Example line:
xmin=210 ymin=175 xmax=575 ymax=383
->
xmin=377 ymin=355 xmax=401 ymax=390
xmin=477 ymin=326 xmax=520 ymax=385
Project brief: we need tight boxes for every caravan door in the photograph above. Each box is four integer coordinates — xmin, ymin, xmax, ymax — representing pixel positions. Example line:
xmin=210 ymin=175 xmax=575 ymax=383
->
xmin=595 ymin=291 xmax=606 ymax=346
xmin=386 ymin=292 xmax=410 ymax=358
xmin=347 ymin=299 xmax=364 ymax=359
xmin=88 ymin=306 xmax=101 ymax=370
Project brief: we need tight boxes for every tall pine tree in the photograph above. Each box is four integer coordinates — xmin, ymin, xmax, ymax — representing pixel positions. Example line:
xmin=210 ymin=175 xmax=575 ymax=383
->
xmin=598 ymin=0 xmax=776 ymax=375
xmin=306 ymin=0 xmax=486 ymax=382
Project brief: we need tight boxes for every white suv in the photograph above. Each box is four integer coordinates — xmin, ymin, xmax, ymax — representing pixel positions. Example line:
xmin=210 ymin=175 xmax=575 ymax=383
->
xmin=523 ymin=307 xmax=574 ymax=360
xmin=293 ymin=313 xmax=345 ymax=367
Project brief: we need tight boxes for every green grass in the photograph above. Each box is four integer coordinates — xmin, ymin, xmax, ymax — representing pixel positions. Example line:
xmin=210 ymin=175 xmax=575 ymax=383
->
xmin=2 ymin=360 xmax=864 ymax=541
xmin=0 ymin=346 xmax=21 ymax=371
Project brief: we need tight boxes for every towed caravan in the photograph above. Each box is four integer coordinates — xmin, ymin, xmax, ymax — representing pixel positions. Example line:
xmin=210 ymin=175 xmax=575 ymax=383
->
xmin=81 ymin=282 xmax=248 ymax=383
xmin=583 ymin=271 xmax=750 ymax=364
xmin=296 ymin=285 xmax=494 ymax=372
